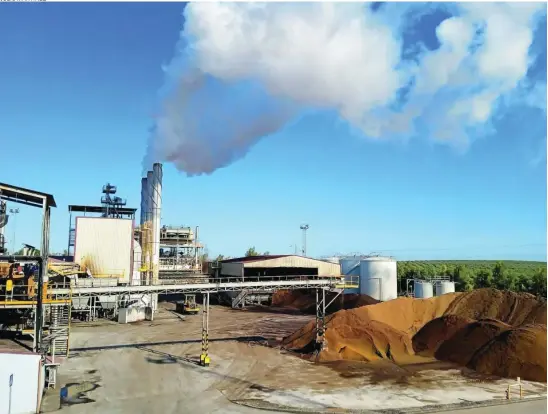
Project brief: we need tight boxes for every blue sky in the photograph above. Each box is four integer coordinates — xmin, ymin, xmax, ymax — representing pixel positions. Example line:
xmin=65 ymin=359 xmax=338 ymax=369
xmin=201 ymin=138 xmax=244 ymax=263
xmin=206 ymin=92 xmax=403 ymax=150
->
xmin=0 ymin=3 xmax=546 ymax=261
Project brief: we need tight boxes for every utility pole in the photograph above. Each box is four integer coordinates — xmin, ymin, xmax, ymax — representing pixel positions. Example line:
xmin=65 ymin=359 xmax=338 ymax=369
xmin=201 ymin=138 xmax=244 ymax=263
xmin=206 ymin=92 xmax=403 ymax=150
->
xmin=9 ymin=208 xmax=19 ymax=253
xmin=300 ymin=224 xmax=309 ymax=256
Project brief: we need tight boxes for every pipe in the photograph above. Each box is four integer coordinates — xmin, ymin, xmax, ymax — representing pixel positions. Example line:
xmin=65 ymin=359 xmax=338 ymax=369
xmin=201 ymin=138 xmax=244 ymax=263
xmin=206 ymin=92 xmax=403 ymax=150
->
xmin=195 ymin=226 xmax=199 ymax=271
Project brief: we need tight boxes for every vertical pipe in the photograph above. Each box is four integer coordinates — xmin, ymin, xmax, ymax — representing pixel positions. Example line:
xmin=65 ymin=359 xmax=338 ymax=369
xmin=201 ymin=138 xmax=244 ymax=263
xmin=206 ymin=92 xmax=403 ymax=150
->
xmin=195 ymin=226 xmax=199 ymax=272
xmin=152 ymin=163 xmax=163 ymax=285
xmin=36 ymin=197 xmax=49 ymax=352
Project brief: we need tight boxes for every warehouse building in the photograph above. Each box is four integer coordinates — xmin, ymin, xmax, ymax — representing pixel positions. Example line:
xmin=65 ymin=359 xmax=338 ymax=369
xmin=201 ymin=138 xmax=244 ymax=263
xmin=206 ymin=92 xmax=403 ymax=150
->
xmin=219 ymin=255 xmax=341 ymax=278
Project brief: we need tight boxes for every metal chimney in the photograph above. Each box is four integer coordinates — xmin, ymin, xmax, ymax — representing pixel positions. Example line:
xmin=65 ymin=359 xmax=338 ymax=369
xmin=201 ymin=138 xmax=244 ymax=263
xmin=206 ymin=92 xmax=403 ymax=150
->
xmin=151 ymin=163 xmax=163 ymax=284
xmin=145 ymin=170 xmax=154 ymax=284
xmin=140 ymin=177 xmax=148 ymax=226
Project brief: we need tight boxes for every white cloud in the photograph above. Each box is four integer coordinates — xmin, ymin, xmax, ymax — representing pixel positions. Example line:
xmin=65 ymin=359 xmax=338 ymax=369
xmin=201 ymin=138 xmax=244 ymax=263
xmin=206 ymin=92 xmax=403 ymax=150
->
xmin=146 ymin=2 xmax=547 ymax=175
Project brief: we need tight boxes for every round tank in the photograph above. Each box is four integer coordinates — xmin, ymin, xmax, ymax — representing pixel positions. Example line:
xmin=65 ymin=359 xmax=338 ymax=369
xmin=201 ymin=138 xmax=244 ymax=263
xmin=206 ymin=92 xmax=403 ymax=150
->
xmin=324 ymin=256 xmax=340 ymax=264
xmin=435 ymin=281 xmax=455 ymax=296
xmin=340 ymin=257 xmax=362 ymax=276
xmin=359 ymin=257 xmax=397 ymax=301
xmin=414 ymin=280 xmax=434 ymax=299
xmin=340 ymin=257 xmax=363 ymax=293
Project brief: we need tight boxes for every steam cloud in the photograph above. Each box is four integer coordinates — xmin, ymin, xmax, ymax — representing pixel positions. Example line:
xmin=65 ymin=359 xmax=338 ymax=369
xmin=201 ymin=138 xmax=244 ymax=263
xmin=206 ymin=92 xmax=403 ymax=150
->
xmin=144 ymin=2 xmax=547 ymax=175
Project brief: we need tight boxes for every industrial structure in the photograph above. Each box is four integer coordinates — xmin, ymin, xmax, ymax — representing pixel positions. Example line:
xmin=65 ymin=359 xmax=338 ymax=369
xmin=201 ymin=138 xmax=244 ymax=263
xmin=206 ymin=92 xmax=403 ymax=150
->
xmin=215 ymin=254 xmax=342 ymax=308
xmin=158 ymin=225 xmax=203 ymax=274
xmin=406 ymin=276 xmax=456 ymax=298
xmin=340 ymin=255 xmax=398 ymax=301
xmin=218 ymin=255 xmax=341 ymax=278
xmin=0 ymin=171 xmax=356 ymax=403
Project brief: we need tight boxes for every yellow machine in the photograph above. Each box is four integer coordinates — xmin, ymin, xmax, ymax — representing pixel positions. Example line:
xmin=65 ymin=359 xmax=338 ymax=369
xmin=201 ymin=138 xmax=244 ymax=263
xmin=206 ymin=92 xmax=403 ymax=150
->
xmin=0 ymin=261 xmax=50 ymax=303
xmin=182 ymin=294 xmax=200 ymax=315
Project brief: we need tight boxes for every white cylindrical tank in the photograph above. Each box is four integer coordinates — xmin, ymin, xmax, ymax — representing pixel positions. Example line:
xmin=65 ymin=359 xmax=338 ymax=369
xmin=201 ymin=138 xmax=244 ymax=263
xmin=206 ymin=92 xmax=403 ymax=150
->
xmin=359 ymin=257 xmax=397 ymax=301
xmin=435 ymin=281 xmax=455 ymax=296
xmin=414 ymin=280 xmax=434 ymax=299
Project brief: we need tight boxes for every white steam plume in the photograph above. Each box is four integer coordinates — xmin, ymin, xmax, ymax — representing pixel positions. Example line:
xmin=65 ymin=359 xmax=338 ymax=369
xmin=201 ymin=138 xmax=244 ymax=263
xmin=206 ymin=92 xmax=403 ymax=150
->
xmin=144 ymin=2 xmax=546 ymax=175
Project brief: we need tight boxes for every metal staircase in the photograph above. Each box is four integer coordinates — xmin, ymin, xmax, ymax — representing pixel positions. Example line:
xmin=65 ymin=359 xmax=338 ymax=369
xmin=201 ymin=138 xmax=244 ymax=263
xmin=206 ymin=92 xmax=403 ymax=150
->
xmin=232 ymin=289 xmax=271 ymax=308
xmin=48 ymin=305 xmax=71 ymax=357
xmin=232 ymin=290 xmax=249 ymax=308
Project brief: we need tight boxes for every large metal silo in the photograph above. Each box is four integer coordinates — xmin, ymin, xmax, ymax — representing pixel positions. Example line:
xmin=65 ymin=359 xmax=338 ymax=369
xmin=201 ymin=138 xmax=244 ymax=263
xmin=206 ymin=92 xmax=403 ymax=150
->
xmin=414 ymin=280 xmax=434 ymax=299
xmin=359 ymin=257 xmax=397 ymax=301
xmin=435 ymin=281 xmax=456 ymax=296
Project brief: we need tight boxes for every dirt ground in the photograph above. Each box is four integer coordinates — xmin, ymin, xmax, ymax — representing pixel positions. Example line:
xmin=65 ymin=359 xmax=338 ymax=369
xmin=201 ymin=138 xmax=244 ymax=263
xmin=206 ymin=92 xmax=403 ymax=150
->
xmin=40 ymin=303 xmax=546 ymax=414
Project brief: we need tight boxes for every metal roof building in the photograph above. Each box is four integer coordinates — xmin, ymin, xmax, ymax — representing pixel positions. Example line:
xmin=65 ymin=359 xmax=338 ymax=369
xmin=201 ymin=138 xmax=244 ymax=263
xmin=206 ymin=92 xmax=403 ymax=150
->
xmin=219 ymin=255 xmax=341 ymax=277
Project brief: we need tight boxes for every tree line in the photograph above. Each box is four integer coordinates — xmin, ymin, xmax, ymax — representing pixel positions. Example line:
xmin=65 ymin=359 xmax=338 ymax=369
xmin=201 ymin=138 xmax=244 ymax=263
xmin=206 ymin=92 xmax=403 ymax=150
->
xmin=398 ymin=260 xmax=547 ymax=298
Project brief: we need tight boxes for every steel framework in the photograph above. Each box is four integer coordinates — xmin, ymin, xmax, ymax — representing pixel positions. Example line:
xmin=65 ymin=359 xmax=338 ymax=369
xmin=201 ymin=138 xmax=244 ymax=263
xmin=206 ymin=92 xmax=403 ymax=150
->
xmin=46 ymin=275 xmax=357 ymax=366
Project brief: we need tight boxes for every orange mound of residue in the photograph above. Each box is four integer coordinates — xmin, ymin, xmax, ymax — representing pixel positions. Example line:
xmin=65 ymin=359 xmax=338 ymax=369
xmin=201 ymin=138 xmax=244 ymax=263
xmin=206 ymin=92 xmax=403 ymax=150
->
xmin=272 ymin=289 xmax=379 ymax=314
xmin=282 ymin=293 xmax=459 ymax=364
xmin=434 ymin=319 xmax=511 ymax=366
xmin=283 ymin=288 xmax=547 ymax=382
xmin=412 ymin=314 xmax=475 ymax=357
xmin=444 ymin=288 xmax=546 ymax=326
xmin=468 ymin=324 xmax=547 ymax=382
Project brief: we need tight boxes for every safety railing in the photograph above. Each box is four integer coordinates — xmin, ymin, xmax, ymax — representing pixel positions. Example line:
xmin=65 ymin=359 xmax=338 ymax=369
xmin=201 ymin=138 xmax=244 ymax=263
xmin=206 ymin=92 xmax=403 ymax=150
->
xmin=0 ymin=283 xmax=69 ymax=305
xmin=52 ymin=274 xmax=359 ymax=288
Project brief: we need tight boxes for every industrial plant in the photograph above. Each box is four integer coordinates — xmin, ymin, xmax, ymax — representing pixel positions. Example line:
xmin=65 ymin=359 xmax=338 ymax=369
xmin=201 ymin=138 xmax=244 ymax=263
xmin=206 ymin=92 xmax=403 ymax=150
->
xmin=0 ymin=166 xmax=545 ymax=414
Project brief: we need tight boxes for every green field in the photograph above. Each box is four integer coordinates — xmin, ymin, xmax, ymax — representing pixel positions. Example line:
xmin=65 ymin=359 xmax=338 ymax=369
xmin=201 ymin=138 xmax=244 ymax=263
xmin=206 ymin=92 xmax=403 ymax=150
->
xmin=398 ymin=260 xmax=547 ymax=297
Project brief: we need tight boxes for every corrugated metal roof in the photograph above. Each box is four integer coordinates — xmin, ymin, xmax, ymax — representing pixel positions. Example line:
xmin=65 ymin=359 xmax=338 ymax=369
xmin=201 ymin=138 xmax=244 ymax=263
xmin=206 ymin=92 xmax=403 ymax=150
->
xmin=221 ymin=255 xmax=290 ymax=263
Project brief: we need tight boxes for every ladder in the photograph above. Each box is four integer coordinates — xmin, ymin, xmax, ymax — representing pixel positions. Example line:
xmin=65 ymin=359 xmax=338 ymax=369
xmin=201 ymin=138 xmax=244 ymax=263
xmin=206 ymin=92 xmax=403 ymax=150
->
xmin=48 ymin=304 xmax=71 ymax=357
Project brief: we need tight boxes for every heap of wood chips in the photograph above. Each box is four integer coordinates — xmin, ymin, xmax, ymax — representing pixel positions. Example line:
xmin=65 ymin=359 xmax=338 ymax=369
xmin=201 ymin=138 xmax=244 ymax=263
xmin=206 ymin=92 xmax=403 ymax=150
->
xmin=281 ymin=288 xmax=547 ymax=382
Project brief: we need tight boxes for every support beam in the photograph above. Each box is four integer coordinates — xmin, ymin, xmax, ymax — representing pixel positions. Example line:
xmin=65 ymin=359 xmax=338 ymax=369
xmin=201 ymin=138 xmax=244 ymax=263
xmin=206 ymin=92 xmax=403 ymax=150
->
xmin=200 ymin=292 xmax=210 ymax=367
xmin=315 ymin=288 xmax=326 ymax=351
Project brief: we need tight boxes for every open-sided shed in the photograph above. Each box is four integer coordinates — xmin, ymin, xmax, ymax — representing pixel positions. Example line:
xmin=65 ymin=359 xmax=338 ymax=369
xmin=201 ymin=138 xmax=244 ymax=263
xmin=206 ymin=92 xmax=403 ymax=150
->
xmin=220 ymin=255 xmax=341 ymax=278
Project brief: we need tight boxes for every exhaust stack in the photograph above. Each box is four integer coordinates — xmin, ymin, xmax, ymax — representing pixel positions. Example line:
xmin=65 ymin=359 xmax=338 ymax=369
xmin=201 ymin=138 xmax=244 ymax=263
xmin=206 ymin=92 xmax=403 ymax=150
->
xmin=140 ymin=177 xmax=148 ymax=226
xmin=151 ymin=163 xmax=163 ymax=284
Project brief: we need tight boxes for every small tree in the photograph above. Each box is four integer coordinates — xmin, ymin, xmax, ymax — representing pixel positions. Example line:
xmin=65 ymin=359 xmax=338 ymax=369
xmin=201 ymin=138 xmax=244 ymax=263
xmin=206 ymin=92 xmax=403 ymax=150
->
xmin=531 ymin=267 xmax=547 ymax=298
xmin=453 ymin=265 xmax=474 ymax=292
xmin=476 ymin=269 xmax=494 ymax=289
xmin=245 ymin=247 xmax=259 ymax=257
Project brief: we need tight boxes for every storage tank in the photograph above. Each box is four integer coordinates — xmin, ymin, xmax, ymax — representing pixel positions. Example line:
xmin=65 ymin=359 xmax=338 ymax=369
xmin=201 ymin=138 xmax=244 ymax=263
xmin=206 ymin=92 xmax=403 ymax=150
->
xmin=340 ymin=257 xmax=361 ymax=276
xmin=324 ymin=256 xmax=340 ymax=265
xmin=414 ymin=280 xmax=434 ymax=299
xmin=340 ymin=257 xmax=362 ymax=294
xmin=435 ymin=281 xmax=455 ymax=296
xmin=359 ymin=257 xmax=397 ymax=301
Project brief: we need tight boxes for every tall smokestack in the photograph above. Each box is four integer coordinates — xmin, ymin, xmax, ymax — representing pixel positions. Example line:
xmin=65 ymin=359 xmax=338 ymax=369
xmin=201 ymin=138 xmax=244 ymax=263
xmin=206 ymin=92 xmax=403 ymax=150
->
xmin=140 ymin=177 xmax=148 ymax=226
xmin=151 ymin=163 xmax=163 ymax=284
xmin=145 ymin=170 xmax=154 ymax=284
